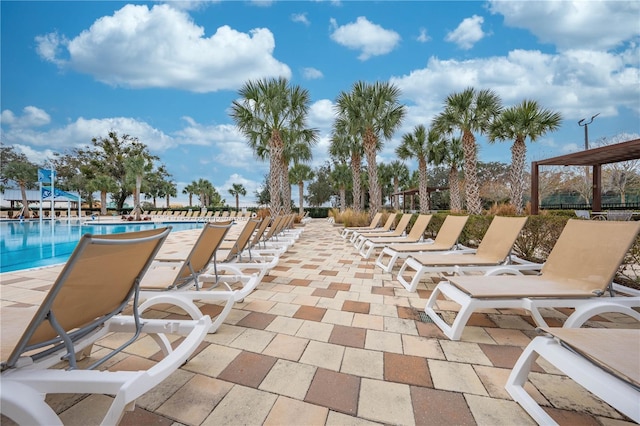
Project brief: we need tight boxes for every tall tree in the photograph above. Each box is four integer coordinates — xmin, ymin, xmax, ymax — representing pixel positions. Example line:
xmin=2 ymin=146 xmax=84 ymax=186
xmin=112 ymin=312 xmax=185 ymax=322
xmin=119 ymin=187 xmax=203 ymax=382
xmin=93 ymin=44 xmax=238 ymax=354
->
xmin=228 ymin=183 xmax=247 ymax=211
xmin=124 ymin=154 xmax=152 ymax=220
xmin=397 ymin=125 xmax=443 ymax=213
xmin=182 ymin=181 xmax=198 ymax=207
xmin=330 ymin=120 xmax=364 ymax=212
xmin=489 ymin=99 xmax=562 ymax=214
xmin=289 ymin=163 xmax=314 ymax=215
xmin=306 ymin=163 xmax=333 ymax=207
xmin=329 ymin=162 xmax=351 ymax=212
xmin=0 ymin=147 xmax=37 ymax=218
xmin=335 ymin=81 xmax=406 ymax=218
xmin=87 ymin=175 xmax=118 ymax=215
xmin=432 ymin=135 xmax=464 ymax=212
xmin=433 ymin=87 xmax=502 ymax=214
xmin=161 ymin=180 xmax=177 ymax=208
xmin=385 ymin=160 xmax=409 ymax=210
xmin=231 ymin=77 xmax=317 ymax=215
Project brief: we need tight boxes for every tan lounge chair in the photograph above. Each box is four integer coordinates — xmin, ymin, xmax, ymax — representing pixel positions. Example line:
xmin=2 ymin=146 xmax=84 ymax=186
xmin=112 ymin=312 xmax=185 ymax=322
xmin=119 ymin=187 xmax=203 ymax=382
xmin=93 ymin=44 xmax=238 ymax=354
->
xmin=358 ymin=214 xmax=432 ymax=259
xmin=424 ymin=219 xmax=640 ymax=340
xmin=349 ymin=213 xmax=398 ymax=244
xmin=397 ymin=216 xmax=529 ymax=292
xmin=340 ymin=212 xmax=383 ymax=239
xmin=375 ymin=215 xmax=469 ymax=272
xmin=506 ymin=327 xmax=640 ymax=424
xmin=353 ymin=213 xmax=411 ymax=249
xmin=0 ymin=227 xmax=211 ymax=425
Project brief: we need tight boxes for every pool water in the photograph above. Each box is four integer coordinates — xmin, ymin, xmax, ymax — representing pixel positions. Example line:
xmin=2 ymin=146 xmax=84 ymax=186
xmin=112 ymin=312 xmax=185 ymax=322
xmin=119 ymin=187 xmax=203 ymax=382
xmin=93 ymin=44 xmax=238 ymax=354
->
xmin=0 ymin=221 xmax=204 ymax=273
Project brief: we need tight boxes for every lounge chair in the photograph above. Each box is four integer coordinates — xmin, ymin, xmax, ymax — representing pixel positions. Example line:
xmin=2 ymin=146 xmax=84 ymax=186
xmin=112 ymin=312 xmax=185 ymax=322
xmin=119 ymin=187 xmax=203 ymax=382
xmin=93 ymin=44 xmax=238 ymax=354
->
xmin=358 ymin=214 xmax=432 ymax=259
xmin=139 ymin=221 xmax=250 ymax=332
xmin=353 ymin=213 xmax=413 ymax=250
xmin=375 ymin=215 xmax=469 ymax=273
xmin=397 ymin=216 xmax=529 ymax=292
xmin=0 ymin=227 xmax=212 ymax=425
xmin=506 ymin=327 xmax=640 ymax=424
xmin=340 ymin=212 xmax=383 ymax=239
xmin=424 ymin=219 xmax=640 ymax=340
xmin=349 ymin=213 xmax=398 ymax=244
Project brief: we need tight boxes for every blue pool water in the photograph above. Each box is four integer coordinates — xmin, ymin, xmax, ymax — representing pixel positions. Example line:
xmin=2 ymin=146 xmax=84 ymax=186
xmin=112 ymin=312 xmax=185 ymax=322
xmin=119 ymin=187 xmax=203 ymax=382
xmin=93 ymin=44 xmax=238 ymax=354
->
xmin=0 ymin=220 xmax=204 ymax=273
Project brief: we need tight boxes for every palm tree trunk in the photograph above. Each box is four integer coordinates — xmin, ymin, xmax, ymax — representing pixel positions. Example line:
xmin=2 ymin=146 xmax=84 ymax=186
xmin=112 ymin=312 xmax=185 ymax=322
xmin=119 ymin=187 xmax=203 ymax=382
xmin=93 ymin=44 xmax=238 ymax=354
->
xmin=270 ymin=131 xmax=283 ymax=215
xmin=20 ymin=184 xmax=30 ymax=218
xmin=101 ymin=191 xmax=108 ymax=215
xmin=462 ymin=131 xmax=482 ymax=214
xmin=364 ymin=130 xmax=381 ymax=218
xmin=418 ymin=158 xmax=430 ymax=213
xmin=449 ymin=166 xmax=462 ymax=212
xmin=351 ymin=153 xmax=362 ymax=212
xmin=298 ymin=182 xmax=304 ymax=215
xmin=509 ymin=137 xmax=526 ymax=215
xmin=281 ymin=159 xmax=292 ymax=214
xmin=393 ymin=179 xmax=400 ymax=210
xmin=340 ymin=187 xmax=346 ymax=212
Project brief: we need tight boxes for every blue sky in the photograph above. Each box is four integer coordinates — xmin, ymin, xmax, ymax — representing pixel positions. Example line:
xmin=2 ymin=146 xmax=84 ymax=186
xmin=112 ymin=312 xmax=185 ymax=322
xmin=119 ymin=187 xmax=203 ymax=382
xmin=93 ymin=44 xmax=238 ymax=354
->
xmin=1 ymin=0 xmax=639 ymax=207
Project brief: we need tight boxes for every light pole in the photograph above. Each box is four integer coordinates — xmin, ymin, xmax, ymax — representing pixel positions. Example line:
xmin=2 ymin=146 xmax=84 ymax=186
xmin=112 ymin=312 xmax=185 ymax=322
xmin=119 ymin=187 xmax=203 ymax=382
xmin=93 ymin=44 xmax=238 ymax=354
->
xmin=578 ymin=113 xmax=599 ymax=206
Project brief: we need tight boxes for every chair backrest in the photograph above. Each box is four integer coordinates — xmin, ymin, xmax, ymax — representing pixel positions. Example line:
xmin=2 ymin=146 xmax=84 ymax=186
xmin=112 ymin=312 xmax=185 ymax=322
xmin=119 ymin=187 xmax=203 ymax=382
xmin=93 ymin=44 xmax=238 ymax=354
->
xmin=2 ymin=227 xmax=171 ymax=371
xmin=251 ymin=216 xmax=271 ymax=247
xmin=433 ymin=215 xmax=469 ymax=248
xmin=406 ymin=215 xmax=432 ymax=240
xmin=229 ymin=211 xmax=237 ymax=218
xmin=171 ymin=221 xmax=233 ymax=287
xmin=389 ymin=214 xmax=414 ymax=236
xmin=222 ymin=218 xmax=261 ymax=262
xmin=262 ymin=216 xmax=284 ymax=241
xmin=607 ymin=210 xmax=633 ymax=221
xmin=574 ymin=210 xmax=590 ymax=219
xmin=379 ymin=213 xmax=398 ymax=231
xmin=475 ymin=216 xmax=528 ymax=262
xmin=367 ymin=212 xmax=383 ymax=229
xmin=221 ymin=211 xmax=229 ymax=217
xmin=213 ymin=211 xmax=220 ymax=218
xmin=542 ymin=219 xmax=640 ymax=294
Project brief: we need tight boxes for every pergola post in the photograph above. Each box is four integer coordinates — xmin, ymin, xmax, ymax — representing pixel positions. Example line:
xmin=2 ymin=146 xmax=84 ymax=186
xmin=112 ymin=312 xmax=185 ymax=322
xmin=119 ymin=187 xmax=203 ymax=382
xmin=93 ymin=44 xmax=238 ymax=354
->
xmin=531 ymin=161 xmax=539 ymax=215
xmin=592 ymin=164 xmax=602 ymax=212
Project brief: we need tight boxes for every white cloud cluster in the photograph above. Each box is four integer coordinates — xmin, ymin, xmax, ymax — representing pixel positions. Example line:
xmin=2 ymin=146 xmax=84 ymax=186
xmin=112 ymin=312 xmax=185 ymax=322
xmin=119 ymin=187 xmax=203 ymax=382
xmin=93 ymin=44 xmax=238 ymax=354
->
xmin=302 ymin=67 xmax=324 ymax=80
xmin=329 ymin=16 xmax=401 ymax=60
xmin=445 ymin=15 xmax=486 ymax=50
xmin=489 ymin=0 xmax=640 ymax=51
xmin=1 ymin=106 xmax=51 ymax=129
xmin=291 ymin=12 xmax=310 ymax=26
xmin=35 ymin=4 xmax=291 ymax=92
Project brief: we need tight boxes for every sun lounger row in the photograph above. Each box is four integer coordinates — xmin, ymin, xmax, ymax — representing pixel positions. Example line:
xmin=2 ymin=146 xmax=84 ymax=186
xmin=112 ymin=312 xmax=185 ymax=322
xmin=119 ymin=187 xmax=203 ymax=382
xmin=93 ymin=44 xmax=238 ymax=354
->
xmin=148 ymin=210 xmax=256 ymax=221
xmin=0 ymin=213 xmax=303 ymax=424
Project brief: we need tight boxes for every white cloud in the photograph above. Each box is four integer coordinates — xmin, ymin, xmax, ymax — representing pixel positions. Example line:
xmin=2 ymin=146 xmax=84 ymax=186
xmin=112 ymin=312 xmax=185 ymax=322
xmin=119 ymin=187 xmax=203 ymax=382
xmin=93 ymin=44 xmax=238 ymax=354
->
xmin=488 ymin=0 xmax=640 ymax=51
xmin=302 ymin=67 xmax=323 ymax=79
xmin=445 ymin=15 xmax=486 ymax=50
xmin=291 ymin=12 xmax=310 ymax=26
xmin=329 ymin=16 xmax=401 ymax=60
xmin=35 ymin=4 xmax=291 ymax=92
xmin=1 ymin=106 xmax=51 ymax=129
xmin=417 ymin=28 xmax=430 ymax=43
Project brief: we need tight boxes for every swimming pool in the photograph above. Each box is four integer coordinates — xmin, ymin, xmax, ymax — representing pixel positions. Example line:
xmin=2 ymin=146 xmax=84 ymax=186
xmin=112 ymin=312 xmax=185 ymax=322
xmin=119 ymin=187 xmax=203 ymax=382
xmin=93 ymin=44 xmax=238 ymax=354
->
xmin=0 ymin=221 xmax=204 ymax=273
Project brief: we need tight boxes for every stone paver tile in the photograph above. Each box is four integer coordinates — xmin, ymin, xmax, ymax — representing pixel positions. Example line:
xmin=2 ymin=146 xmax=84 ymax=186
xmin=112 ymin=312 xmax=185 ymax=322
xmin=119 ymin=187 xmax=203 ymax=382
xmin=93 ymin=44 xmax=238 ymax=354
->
xmin=326 ymin=411 xmax=383 ymax=425
xmin=293 ymin=305 xmax=327 ymax=321
xmin=135 ymin=368 xmax=195 ymax=411
xmin=479 ymin=344 xmax=544 ymax=371
xmin=236 ymin=311 xmax=277 ymax=329
xmin=364 ymin=329 xmax=403 ymax=354
xmin=119 ymin=406 xmax=174 ymax=426
xmin=474 ymin=365 xmax=547 ymax=402
xmin=352 ymin=313 xmax=384 ymax=331
xmin=203 ymin=323 xmax=245 ymax=345
xmin=489 ymin=313 xmax=536 ymax=331
xmin=155 ymin=374 xmax=233 ymax=425
xmin=220 ymin=308 xmax=250 ymax=325
xmin=259 ymin=359 xmax=317 ymax=399
xmin=329 ymin=324 xmax=367 ymax=348
xmin=322 ymin=309 xmax=355 ymax=326
xmin=428 ymin=359 xmax=488 ymax=396
xmin=458 ymin=326 xmax=497 ymax=344
xmin=340 ymin=347 xmax=384 ymax=380
xmin=293 ymin=294 xmax=322 ymax=306
xmin=342 ymin=300 xmax=370 ymax=313
xmin=266 ymin=301 xmax=300 ymax=317
xmin=369 ymin=303 xmax=398 ymax=318
xmin=545 ymin=407 xmax=602 ymax=426
xmin=465 ymin=394 xmax=536 ymax=425
xmin=485 ymin=327 xmax=533 ymax=347
xmin=358 ymin=378 xmax=414 ymax=426
xmin=264 ymin=315 xmax=305 ymax=335
xmin=217 ymin=351 xmax=277 ymax=388
xmin=305 ymin=368 xmax=360 ymax=416
xmin=401 ymin=335 xmax=445 ymax=359
xmin=201 ymin=385 xmax=277 ymax=426
xmin=183 ymin=344 xmax=241 ymax=377
xmin=299 ymin=340 xmax=345 ymax=371
xmin=383 ymin=317 xmax=419 ymax=335
xmin=440 ymin=340 xmax=493 ymax=365
xmin=264 ymin=396 xmax=329 ymax=426
xmin=242 ymin=299 xmax=277 ymax=313
xmin=411 ymin=387 xmax=476 ymax=426
xmin=328 ymin=283 xmax=351 ymax=292
xmin=371 ymin=286 xmax=395 ymax=297
xmin=268 ymin=292 xmax=298 ymax=304
xmin=528 ymin=372 xmax=623 ymax=418
xmin=296 ymin=320 xmax=334 ymax=342
xmin=313 ymin=288 xmax=338 ymax=298
xmin=228 ymin=328 xmax=276 ymax=353
xmin=416 ymin=321 xmax=447 ymax=339
xmin=58 ymin=394 xmax=115 ymax=426
xmin=262 ymin=333 xmax=309 ymax=361
xmin=384 ymin=352 xmax=432 ymax=387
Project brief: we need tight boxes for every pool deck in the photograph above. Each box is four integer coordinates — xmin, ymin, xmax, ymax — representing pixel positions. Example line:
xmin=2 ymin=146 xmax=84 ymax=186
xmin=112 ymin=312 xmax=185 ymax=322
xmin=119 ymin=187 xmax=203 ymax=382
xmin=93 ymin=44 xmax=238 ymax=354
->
xmin=0 ymin=218 xmax=638 ymax=425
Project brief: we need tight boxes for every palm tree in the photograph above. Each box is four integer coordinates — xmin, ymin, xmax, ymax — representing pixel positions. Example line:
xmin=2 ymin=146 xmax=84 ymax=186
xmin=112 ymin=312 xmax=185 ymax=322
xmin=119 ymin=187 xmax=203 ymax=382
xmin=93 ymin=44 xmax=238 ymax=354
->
xmin=124 ymin=154 xmax=152 ymax=220
xmin=489 ymin=99 xmax=562 ymax=214
xmin=289 ymin=163 xmax=314 ymax=215
xmin=335 ymin=81 xmax=406 ymax=218
xmin=434 ymin=135 xmax=464 ymax=212
xmin=228 ymin=183 xmax=247 ymax=212
xmin=182 ymin=182 xmax=198 ymax=207
xmin=161 ymin=180 xmax=177 ymax=208
xmin=329 ymin=162 xmax=351 ymax=212
xmin=397 ymin=125 xmax=442 ymax=213
xmin=433 ymin=87 xmax=502 ymax=214
xmin=231 ymin=77 xmax=317 ymax=216
xmin=2 ymin=161 xmax=37 ymax=218
xmin=87 ymin=175 xmax=118 ymax=215
xmin=194 ymin=178 xmax=213 ymax=207
xmin=386 ymin=160 xmax=410 ymax=210
xmin=282 ymin=133 xmax=316 ymax=214
xmin=330 ymin=120 xmax=364 ymax=212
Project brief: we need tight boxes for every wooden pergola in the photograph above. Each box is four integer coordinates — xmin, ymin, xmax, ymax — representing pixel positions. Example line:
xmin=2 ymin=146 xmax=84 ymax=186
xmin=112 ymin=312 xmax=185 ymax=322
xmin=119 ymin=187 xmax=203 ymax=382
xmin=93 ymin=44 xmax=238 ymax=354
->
xmin=391 ymin=186 xmax=449 ymax=211
xmin=530 ymin=138 xmax=640 ymax=214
